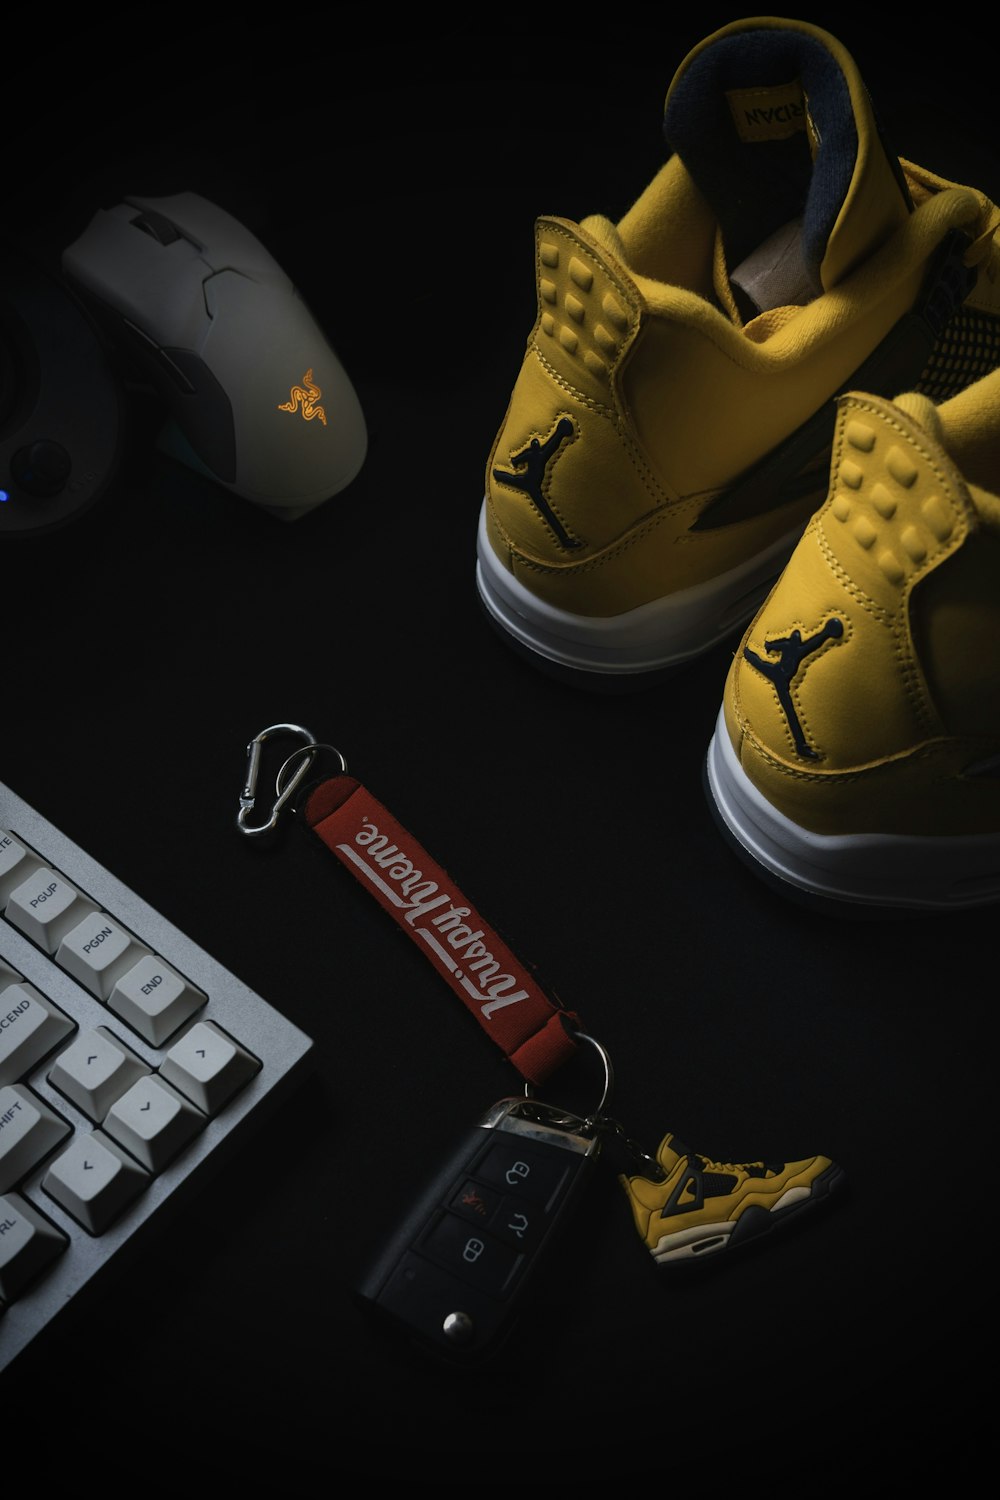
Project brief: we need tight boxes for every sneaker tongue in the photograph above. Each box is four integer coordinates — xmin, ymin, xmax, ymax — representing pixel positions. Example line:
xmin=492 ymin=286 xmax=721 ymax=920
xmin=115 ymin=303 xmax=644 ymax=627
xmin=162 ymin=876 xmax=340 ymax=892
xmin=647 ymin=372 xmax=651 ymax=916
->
xmin=579 ymin=213 xmax=626 ymax=254
xmin=893 ymin=390 xmax=945 ymax=443
xmin=663 ymin=18 xmax=913 ymax=313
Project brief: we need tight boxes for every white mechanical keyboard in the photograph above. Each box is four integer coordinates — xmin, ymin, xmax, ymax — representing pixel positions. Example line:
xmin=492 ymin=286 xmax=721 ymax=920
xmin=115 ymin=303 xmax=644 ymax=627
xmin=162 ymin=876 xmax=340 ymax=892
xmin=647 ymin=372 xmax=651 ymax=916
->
xmin=0 ymin=779 xmax=313 ymax=1373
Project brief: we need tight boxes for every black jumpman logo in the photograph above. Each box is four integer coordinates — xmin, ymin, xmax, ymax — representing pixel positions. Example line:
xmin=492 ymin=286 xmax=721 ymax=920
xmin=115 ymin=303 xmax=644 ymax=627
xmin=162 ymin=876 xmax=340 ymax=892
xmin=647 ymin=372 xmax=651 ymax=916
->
xmin=744 ymin=618 xmax=845 ymax=760
xmin=492 ymin=416 xmax=581 ymax=549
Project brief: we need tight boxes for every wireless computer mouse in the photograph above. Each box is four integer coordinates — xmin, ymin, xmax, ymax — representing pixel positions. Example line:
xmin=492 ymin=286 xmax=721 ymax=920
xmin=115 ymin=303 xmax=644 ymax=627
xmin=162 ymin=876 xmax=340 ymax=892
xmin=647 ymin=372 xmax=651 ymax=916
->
xmin=61 ymin=192 xmax=368 ymax=520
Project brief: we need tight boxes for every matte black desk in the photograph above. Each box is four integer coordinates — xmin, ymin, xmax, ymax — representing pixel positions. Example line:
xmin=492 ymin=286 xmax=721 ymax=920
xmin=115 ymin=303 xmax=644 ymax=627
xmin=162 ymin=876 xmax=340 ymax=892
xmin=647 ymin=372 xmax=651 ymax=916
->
xmin=3 ymin=12 xmax=993 ymax=1474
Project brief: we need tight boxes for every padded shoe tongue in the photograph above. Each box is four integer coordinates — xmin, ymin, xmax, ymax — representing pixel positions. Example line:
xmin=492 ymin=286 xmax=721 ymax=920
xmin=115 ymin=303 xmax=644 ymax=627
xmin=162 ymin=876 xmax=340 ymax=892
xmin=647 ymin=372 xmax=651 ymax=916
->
xmin=663 ymin=17 xmax=913 ymax=313
xmin=893 ymin=390 xmax=945 ymax=443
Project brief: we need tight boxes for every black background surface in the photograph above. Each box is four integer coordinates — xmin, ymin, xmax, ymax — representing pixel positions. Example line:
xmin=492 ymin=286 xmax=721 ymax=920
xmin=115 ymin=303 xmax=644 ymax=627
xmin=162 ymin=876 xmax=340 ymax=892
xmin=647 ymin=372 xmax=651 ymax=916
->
xmin=2 ymin=11 xmax=993 ymax=1478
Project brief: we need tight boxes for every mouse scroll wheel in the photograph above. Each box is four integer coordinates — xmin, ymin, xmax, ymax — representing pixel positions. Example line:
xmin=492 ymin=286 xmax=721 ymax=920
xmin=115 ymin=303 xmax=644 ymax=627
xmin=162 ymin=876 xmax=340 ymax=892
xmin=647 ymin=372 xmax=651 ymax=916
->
xmin=130 ymin=209 xmax=182 ymax=246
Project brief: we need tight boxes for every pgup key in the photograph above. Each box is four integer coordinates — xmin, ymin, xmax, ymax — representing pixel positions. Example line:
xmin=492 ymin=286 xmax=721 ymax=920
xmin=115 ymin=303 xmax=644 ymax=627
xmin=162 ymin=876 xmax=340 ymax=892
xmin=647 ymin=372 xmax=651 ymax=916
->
xmin=355 ymin=1095 xmax=602 ymax=1364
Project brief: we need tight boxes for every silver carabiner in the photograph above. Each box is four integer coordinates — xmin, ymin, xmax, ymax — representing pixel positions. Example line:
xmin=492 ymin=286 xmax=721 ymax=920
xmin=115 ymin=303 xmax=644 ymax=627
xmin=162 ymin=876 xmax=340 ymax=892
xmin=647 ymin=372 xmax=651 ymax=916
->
xmin=237 ymin=723 xmax=319 ymax=839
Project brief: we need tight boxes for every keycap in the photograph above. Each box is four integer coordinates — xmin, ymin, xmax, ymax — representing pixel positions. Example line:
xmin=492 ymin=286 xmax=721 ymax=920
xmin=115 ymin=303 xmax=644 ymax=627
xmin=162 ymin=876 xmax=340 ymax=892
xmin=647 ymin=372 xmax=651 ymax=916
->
xmin=56 ymin=912 xmax=152 ymax=1002
xmin=5 ymin=871 xmax=98 ymax=954
xmin=46 ymin=1026 xmax=151 ymax=1122
xmin=0 ymin=978 xmax=75 ymax=1087
xmin=107 ymin=955 xmax=206 ymax=1046
xmin=0 ymin=1084 xmax=72 ymax=1192
xmin=0 ymin=1192 xmax=68 ymax=1301
xmin=41 ymin=1131 xmax=150 ymax=1235
xmin=102 ymin=1074 xmax=204 ymax=1173
xmin=159 ymin=1020 xmax=261 ymax=1115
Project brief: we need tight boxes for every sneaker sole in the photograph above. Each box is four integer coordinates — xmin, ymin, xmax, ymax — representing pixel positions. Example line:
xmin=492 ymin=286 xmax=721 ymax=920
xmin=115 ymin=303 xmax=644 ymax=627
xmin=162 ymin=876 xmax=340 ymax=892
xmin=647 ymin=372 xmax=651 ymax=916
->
xmin=476 ymin=501 xmax=798 ymax=689
xmin=704 ymin=706 xmax=1000 ymax=912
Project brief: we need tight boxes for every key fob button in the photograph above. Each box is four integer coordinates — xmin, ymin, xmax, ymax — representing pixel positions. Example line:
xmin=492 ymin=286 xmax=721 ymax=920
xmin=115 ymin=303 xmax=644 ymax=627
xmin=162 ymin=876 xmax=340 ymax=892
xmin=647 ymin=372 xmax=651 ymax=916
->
xmin=448 ymin=1178 xmax=503 ymax=1225
xmin=447 ymin=1178 xmax=546 ymax=1252
xmin=421 ymin=1213 xmax=524 ymax=1296
xmin=474 ymin=1138 xmax=571 ymax=1206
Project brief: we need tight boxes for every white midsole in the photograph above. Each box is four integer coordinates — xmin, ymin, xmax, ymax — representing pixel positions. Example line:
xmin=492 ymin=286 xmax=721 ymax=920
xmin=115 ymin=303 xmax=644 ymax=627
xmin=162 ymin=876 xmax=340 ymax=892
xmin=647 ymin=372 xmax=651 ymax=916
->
xmin=476 ymin=501 xmax=800 ymax=676
xmin=704 ymin=706 xmax=1000 ymax=909
xmin=649 ymin=1182 xmax=815 ymax=1263
xmin=651 ymin=1222 xmax=734 ymax=1263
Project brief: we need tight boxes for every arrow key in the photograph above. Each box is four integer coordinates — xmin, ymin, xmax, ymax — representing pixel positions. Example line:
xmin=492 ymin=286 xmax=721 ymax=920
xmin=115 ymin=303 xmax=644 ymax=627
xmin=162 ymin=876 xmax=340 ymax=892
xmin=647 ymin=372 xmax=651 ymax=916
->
xmin=42 ymin=1129 xmax=150 ymax=1234
xmin=160 ymin=1020 xmax=261 ymax=1116
xmin=103 ymin=1075 xmax=204 ymax=1173
xmin=47 ymin=1026 xmax=151 ymax=1122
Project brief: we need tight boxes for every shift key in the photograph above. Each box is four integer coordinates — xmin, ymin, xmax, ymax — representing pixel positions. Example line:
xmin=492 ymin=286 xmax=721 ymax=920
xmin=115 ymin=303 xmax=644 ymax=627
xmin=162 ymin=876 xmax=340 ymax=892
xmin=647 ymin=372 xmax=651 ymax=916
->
xmin=0 ymin=1084 xmax=71 ymax=1192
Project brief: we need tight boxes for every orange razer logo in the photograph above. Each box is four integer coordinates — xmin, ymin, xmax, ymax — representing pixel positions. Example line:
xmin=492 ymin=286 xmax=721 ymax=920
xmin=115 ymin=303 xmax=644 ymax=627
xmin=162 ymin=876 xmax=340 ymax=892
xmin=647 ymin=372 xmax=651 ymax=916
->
xmin=278 ymin=369 xmax=327 ymax=425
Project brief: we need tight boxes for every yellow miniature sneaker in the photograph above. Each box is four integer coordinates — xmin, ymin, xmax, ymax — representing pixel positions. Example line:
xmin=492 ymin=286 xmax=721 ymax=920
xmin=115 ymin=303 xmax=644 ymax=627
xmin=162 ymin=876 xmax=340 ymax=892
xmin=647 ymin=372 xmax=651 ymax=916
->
xmin=705 ymin=365 xmax=1000 ymax=911
xmin=621 ymin=1131 xmax=844 ymax=1266
xmin=477 ymin=15 xmax=1000 ymax=689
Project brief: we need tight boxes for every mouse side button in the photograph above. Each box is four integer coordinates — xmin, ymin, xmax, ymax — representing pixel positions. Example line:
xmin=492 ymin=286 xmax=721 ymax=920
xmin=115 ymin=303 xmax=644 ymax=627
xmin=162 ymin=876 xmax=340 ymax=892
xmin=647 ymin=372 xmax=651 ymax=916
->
xmin=158 ymin=350 xmax=238 ymax=482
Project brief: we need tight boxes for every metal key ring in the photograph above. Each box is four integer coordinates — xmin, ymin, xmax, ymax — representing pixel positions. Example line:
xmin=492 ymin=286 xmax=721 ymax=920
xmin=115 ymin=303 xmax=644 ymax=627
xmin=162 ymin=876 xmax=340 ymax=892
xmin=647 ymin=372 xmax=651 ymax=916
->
xmin=523 ymin=1030 xmax=614 ymax=1124
xmin=275 ymin=741 xmax=348 ymax=798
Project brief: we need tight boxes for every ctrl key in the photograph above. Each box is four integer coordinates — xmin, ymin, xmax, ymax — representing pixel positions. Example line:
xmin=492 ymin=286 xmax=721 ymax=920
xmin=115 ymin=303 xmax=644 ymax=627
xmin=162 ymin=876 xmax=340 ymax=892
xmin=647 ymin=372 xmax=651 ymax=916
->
xmin=0 ymin=1192 xmax=67 ymax=1304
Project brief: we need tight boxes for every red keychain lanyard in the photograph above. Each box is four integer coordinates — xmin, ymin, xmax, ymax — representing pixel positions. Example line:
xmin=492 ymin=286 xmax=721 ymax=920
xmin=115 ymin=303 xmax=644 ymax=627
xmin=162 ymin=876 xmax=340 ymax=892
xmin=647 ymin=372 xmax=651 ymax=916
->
xmin=237 ymin=724 xmax=582 ymax=1087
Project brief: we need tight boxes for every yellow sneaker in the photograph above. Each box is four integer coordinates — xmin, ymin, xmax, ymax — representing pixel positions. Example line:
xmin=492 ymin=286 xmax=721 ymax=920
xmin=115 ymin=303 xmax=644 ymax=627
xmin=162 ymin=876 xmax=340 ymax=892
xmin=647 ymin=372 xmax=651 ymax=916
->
xmin=621 ymin=1131 xmax=844 ymax=1266
xmin=477 ymin=15 xmax=1000 ymax=688
xmin=705 ymin=365 xmax=1000 ymax=911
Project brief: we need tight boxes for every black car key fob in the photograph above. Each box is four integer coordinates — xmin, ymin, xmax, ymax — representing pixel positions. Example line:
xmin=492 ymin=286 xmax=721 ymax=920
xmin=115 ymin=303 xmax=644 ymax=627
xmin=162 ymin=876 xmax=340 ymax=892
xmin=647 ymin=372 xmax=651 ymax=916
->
xmin=355 ymin=1095 xmax=601 ymax=1364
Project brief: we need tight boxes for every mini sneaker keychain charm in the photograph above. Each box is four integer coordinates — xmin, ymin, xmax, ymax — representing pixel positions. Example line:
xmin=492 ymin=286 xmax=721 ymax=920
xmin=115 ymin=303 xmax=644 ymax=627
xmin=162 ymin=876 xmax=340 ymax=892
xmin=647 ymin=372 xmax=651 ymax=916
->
xmin=617 ymin=1131 xmax=845 ymax=1268
xmin=236 ymin=723 xmax=847 ymax=1363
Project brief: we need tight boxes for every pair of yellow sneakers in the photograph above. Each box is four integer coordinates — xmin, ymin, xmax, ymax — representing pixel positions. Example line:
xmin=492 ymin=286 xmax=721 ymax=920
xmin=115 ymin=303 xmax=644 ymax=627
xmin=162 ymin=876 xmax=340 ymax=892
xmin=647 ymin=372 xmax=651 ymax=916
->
xmin=479 ymin=14 xmax=1000 ymax=914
